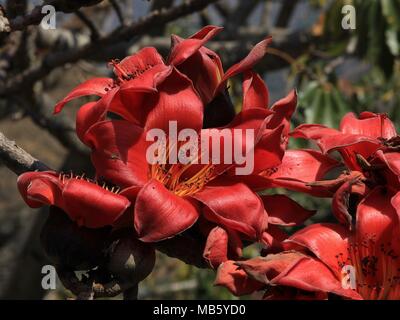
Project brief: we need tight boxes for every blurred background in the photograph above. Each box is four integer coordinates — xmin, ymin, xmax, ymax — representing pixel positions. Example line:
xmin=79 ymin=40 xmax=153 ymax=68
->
xmin=0 ymin=0 xmax=399 ymax=299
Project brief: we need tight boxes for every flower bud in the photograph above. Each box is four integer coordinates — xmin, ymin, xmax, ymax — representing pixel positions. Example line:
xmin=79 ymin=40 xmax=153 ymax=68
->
xmin=106 ymin=232 xmax=155 ymax=284
xmin=40 ymin=206 xmax=111 ymax=270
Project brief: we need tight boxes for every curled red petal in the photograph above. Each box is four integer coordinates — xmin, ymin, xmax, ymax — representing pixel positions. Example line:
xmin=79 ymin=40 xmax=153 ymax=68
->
xmin=62 ymin=179 xmax=130 ymax=228
xmin=168 ymin=25 xmax=223 ymax=66
xmin=75 ymin=89 xmax=120 ymax=145
xmin=53 ymin=78 xmax=113 ymax=114
xmin=203 ymin=226 xmax=229 ymax=269
xmin=218 ymin=37 xmax=272 ymax=91
xmin=204 ymin=226 xmax=243 ymax=269
xmin=134 ymin=179 xmax=200 ymax=242
xmin=17 ymin=171 xmax=62 ymax=208
xmin=332 ymin=176 xmax=366 ymax=228
xmin=242 ymin=71 xmax=269 ymax=111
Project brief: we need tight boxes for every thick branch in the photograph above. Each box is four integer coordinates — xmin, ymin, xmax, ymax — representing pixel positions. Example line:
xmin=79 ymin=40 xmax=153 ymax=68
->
xmin=0 ymin=131 xmax=50 ymax=175
xmin=0 ymin=0 xmax=219 ymax=97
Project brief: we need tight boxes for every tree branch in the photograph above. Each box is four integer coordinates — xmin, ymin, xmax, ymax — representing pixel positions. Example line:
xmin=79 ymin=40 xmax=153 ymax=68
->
xmin=0 ymin=131 xmax=50 ymax=175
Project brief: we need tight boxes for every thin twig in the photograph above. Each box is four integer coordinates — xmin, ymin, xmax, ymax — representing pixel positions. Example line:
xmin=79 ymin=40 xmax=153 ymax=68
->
xmin=75 ymin=10 xmax=100 ymax=40
xmin=109 ymin=0 xmax=126 ymax=26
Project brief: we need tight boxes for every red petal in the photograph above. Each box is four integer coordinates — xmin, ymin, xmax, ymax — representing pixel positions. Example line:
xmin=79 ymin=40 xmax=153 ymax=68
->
xmin=17 ymin=171 xmax=130 ymax=228
xmin=242 ymin=71 xmax=269 ymax=111
xmin=17 ymin=171 xmax=62 ymax=208
xmin=145 ymin=68 xmax=203 ymax=132
xmin=318 ymin=134 xmax=380 ymax=155
xmin=291 ymin=124 xmax=340 ymax=141
xmin=215 ymin=260 xmax=264 ymax=296
xmin=134 ymin=179 xmax=200 ymax=242
xmin=218 ymin=37 xmax=272 ymax=91
xmin=291 ymin=124 xmax=381 ymax=160
xmin=236 ymin=252 xmax=304 ymax=284
xmin=75 ymin=90 xmax=118 ymax=145
xmin=262 ymin=194 xmax=316 ymax=226
xmin=117 ymin=65 xmax=171 ymax=123
xmin=53 ymin=78 xmax=113 ymax=114
xmin=252 ymin=125 xmax=285 ymax=174
xmin=228 ymin=108 xmax=273 ymax=131
xmin=120 ymin=67 xmax=203 ymax=132
xmin=357 ymin=187 xmax=398 ymax=245
xmin=168 ymin=25 xmax=223 ymax=66
xmin=85 ymin=120 xmax=149 ymax=188
xmin=376 ymin=151 xmax=400 ymax=177
xmin=204 ymin=226 xmax=243 ymax=269
xmin=193 ymin=178 xmax=266 ymax=239
xmin=271 ymin=149 xmax=339 ymax=181
xmin=62 ymin=179 xmax=130 ymax=228
xmin=283 ymin=223 xmax=350 ymax=273
xmin=203 ymin=226 xmax=229 ymax=269
xmin=176 ymin=46 xmax=224 ymax=104
xmin=340 ymin=112 xmax=397 ymax=140
xmin=273 ymin=256 xmax=362 ymax=300
xmin=268 ymin=149 xmax=340 ymax=195
xmin=332 ymin=177 xmax=367 ymax=227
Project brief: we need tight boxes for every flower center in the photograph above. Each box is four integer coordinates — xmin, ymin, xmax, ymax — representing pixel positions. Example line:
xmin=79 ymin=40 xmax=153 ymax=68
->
xmin=336 ymin=235 xmax=400 ymax=300
xmin=149 ymin=141 xmax=217 ymax=197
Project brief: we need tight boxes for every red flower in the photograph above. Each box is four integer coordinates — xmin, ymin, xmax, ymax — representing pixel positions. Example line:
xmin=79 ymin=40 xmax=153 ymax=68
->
xmin=291 ymin=112 xmax=397 ymax=171
xmin=217 ymin=185 xmax=400 ymax=299
xmin=272 ymin=112 xmax=400 ymax=227
xmin=19 ymin=26 xmax=310 ymax=271
xmin=215 ymin=251 xmax=360 ymax=300
xmin=69 ymin=69 xmax=306 ymax=270
xmin=78 ymin=115 xmax=274 ymax=244
xmin=279 ymin=187 xmax=400 ymax=300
